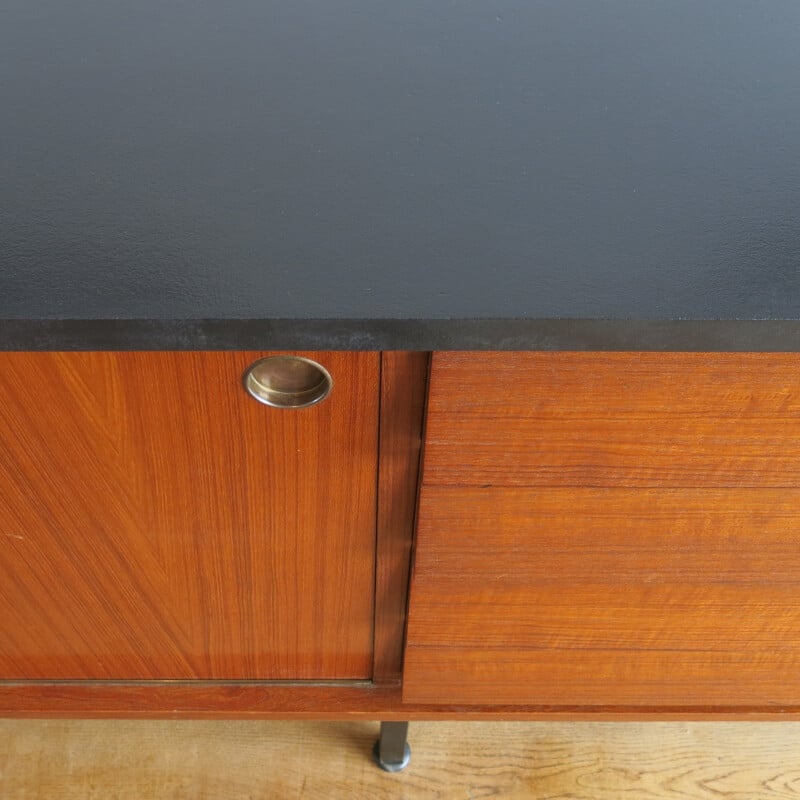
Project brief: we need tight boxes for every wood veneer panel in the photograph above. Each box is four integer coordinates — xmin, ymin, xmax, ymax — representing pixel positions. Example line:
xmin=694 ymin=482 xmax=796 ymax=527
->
xmin=404 ymin=647 xmax=800 ymax=706
xmin=0 ymin=352 xmax=378 ymax=681
xmin=406 ymin=487 xmax=800 ymax=704
xmin=413 ymin=488 xmax=800 ymax=587
xmin=372 ymin=352 xmax=428 ymax=684
xmin=424 ymin=352 xmax=800 ymax=487
xmin=405 ymin=352 xmax=800 ymax=706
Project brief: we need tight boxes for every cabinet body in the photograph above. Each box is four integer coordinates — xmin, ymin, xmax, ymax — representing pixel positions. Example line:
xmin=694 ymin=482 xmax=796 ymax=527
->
xmin=2 ymin=0 xmax=799 ymax=724
xmin=3 ymin=349 xmax=800 ymax=719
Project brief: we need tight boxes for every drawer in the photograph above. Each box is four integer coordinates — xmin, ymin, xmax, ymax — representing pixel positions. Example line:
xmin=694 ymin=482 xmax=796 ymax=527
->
xmin=0 ymin=351 xmax=379 ymax=681
xmin=404 ymin=352 xmax=800 ymax=707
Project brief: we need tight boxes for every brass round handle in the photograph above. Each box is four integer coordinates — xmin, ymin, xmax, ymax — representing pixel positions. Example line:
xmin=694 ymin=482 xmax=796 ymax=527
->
xmin=242 ymin=356 xmax=333 ymax=408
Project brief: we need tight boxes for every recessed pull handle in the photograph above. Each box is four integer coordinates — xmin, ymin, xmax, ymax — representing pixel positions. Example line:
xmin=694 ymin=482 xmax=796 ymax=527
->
xmin=242 ymin=356 xmax=332 ymax=408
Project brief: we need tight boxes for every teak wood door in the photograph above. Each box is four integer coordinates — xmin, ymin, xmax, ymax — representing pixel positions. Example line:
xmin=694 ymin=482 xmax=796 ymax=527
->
xmin=0 ymin=351 xmax=378 ymax=681
xmin=405 ymin=352 xmax=800 ymax=708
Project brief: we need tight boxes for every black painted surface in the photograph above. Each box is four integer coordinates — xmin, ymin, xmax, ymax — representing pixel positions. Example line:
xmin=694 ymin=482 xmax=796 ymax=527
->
xmin=2 ymin=1 xmax=800 ymax=349
xmin=4 ymin=319 xmax=800 ymax=352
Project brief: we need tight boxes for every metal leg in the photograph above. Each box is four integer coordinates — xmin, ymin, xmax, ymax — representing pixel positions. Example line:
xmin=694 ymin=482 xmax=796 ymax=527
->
xmin=372 ymin=721 xmax=411 ymax=772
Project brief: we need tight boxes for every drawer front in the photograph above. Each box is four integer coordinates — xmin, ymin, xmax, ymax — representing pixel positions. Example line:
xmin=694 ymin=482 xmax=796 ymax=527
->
xmin=404 ymin=352 xmax=800 ymax=706
xmin=0 ymin=351 xmax=378 ymax=680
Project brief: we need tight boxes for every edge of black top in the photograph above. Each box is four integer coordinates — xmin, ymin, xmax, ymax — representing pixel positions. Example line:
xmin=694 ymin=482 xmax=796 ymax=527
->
xmin=3 ymin=318 xmax=800 ymax=352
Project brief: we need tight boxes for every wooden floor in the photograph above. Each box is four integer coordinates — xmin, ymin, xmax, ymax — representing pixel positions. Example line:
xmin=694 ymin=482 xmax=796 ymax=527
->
xmin=3 ymin=720 xmax=800 ymax=798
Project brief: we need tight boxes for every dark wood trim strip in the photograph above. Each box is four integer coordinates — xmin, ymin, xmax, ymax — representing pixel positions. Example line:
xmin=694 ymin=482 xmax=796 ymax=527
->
xmin=372 ymin=352 xmax=430 ymax=683
xmin=2 ymin=683 xmax=800 ymax=720
xmin=6 ymin=319 xmax=800 ymax=353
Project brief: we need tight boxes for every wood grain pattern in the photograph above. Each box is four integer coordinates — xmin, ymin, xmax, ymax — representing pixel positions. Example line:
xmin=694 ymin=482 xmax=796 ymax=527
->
xmin=3 ymin=719 xmax=800 ymax=800
xmin=405 ymin=352 xmax=800 ymax=707
xmin=405 ymin=647 xmax=800 ymax=707
xmin=412 ymin=488 xmax=800 ymax=587
xmin=0 ymin=352 xmax=379 ymax=681
xmin=423 ymin=352 xmax=800 ymax=487
xmin=6 ymin=681 xmax=800 ymax=720
xmin=372 ymin=352 xmax=429 ymax=684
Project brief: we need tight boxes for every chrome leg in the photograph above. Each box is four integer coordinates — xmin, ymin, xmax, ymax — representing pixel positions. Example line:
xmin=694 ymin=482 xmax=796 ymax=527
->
xmin=372 ymin=721 xmax=411 ymax=772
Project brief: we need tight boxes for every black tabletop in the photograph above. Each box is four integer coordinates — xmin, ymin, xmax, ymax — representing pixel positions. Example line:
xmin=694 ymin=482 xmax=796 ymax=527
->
xmin=2 ymin=0 xmax=800 ymax=350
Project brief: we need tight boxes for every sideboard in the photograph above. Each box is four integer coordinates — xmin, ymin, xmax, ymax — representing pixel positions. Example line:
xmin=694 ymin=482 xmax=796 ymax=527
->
xmin=3 ymin=0 xmax=800 ymax=772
